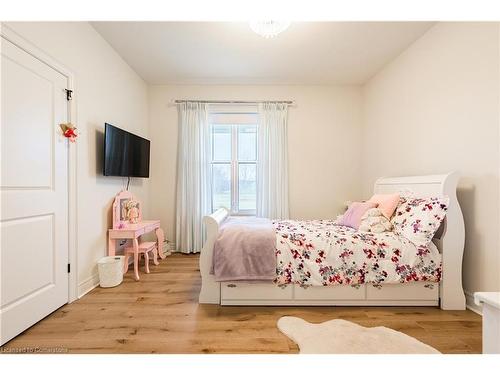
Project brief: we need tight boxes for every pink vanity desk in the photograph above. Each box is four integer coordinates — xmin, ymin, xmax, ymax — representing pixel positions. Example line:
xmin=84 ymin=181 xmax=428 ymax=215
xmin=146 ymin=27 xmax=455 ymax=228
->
xmin=108 ymin=191 xmax=165 ymax=281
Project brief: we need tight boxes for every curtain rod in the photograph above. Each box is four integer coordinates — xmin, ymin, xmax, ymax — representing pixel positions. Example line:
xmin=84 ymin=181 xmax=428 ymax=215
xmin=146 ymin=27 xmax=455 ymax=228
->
xmin=172 ymin=99 xmax=295 ymax=105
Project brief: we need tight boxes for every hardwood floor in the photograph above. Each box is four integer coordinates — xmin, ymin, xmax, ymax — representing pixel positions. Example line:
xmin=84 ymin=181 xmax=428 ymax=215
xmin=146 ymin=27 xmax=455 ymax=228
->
xmin=1 ymin=254 xmax=482 ymax=354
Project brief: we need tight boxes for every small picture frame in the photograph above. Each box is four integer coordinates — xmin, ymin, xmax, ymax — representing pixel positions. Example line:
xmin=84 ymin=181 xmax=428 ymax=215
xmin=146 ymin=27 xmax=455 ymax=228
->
xmin=120 ymin=198 xmax=130 ymax=221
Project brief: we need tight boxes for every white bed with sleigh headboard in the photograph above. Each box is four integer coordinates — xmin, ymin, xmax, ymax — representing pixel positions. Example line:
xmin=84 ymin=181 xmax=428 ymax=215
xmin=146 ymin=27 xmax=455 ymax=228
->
xmin=198 ymin=172 xmax=466 ymax=310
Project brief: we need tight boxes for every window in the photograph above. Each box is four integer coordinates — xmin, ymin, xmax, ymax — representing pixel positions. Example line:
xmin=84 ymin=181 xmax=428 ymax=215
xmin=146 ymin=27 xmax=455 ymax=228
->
xmin=210 ymin=116 xmax=258 ymax=215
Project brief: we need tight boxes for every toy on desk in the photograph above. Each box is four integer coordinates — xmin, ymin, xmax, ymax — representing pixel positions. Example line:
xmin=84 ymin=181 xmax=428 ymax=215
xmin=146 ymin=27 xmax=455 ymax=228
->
xmin=125 ymin=199 xmax=140 ymax=224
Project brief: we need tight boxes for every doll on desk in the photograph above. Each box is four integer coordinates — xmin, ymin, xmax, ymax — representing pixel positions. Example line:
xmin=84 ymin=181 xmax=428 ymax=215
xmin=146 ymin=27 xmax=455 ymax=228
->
xmin=109 ymin=190 xmax=166 ymax=280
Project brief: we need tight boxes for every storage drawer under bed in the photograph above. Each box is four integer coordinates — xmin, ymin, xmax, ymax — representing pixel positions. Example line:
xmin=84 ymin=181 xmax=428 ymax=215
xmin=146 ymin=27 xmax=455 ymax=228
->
xmin=366 ymin=282 xmax=439 ymax=301
xmin=221 ymin=281 xmax=292 ymax=301
xmin=294 ymin=284 xmax=365 ymax=300
xmin=219 ymin=281 xmax=439 ymax=305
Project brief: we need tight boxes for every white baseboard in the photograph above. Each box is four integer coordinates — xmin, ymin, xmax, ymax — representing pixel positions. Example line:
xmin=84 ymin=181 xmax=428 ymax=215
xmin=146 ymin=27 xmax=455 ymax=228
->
xmin=75 ymin=243 xmax=182 ymax=300
xmin=76 ymin=256 xmax=143 ymax=299
xmin=78 ymin=273 xmax=100 ymax=298
xmin=163 ymin=241 xmax=175 ymax=256
xmin=168 ymin=242 xmax=203 ymax=254
xmin=465 ymin=290 xmax=482 ymax=315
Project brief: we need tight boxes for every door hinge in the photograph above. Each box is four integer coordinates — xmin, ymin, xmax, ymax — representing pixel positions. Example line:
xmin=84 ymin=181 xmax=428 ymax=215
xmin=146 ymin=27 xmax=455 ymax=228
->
xmin=65 ymin=89 xmax=73 ymax=101
xmin=67 ymin=264 xmax=71 ymax=273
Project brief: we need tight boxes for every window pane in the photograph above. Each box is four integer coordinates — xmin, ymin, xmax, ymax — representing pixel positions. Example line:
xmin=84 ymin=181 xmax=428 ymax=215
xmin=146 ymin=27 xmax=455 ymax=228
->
xmin=238 ymin=125 xmax=257 ymax=161
xmin=212 ymin=125 xmax=231 ymax=161
xmin=238 ymin=163 xmax=256 ymax=210
xmin=212 ymin=163 xmax=231 ymax=211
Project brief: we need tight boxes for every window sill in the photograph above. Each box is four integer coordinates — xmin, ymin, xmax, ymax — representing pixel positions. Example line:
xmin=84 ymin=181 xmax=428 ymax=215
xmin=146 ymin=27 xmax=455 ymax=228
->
xmin=229 ymin=212 xmax=256 ymax=217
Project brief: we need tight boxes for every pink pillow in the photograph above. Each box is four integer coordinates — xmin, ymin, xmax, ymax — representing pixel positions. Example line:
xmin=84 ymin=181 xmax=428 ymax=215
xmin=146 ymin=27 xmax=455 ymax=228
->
xmin=368 ymin=193 xmax=400 ymax=219
xmin=338 ymin=201 xmax=377 ymax=229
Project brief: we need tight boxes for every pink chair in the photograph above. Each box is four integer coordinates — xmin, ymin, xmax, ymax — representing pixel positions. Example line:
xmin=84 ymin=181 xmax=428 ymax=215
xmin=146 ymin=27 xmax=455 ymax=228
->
xmin=123 ymin=241 xmax=159 ymax=280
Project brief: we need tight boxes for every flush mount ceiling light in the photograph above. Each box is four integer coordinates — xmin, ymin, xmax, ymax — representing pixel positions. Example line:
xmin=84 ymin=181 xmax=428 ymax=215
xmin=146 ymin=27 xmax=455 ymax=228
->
xmin=249 ymin=21 xmax=291 ymax=38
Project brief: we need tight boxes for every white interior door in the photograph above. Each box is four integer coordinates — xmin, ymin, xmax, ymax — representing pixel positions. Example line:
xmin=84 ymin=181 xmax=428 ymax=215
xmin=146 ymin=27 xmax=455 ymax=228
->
xmin=1 ymin=37 xmax=69 ymax=345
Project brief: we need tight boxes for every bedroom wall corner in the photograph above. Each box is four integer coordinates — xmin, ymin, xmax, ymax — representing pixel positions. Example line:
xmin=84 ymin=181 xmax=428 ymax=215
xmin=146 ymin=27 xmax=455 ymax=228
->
xmin=360 ymin=22 xmax=500 ymax=304
xmin=4 ymin=22 xmax=151 ymax=297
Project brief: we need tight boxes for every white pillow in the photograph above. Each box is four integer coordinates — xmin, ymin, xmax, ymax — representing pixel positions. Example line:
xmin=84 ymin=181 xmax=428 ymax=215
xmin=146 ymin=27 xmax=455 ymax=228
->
xmin=391 ymin=196 xmax=449 ymax=246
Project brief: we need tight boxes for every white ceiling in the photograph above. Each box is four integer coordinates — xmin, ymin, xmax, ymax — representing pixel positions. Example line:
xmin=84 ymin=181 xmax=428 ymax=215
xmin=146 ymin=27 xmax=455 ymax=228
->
xmin=92 ymin=22 xmax=434 ymax=85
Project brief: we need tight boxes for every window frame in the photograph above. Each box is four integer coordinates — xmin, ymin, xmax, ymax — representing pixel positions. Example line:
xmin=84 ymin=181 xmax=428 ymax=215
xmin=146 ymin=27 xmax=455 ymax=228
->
xmin=209 ymin=112 xmax=258 ymax=216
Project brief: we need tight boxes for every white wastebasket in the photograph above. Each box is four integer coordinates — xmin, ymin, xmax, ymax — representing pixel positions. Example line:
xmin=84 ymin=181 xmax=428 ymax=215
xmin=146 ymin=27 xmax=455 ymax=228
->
xmin=97 ymin=256 xmax=124 ymax=288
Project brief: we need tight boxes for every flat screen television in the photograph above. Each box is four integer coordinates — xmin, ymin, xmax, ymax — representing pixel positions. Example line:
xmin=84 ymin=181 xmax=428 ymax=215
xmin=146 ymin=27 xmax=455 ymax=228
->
xmin=103 ymin=123 xmax=150 ymax=178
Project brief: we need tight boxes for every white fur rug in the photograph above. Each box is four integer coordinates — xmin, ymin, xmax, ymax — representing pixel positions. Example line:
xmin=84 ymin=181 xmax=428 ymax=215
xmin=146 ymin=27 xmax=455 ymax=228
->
xmin=277 ymin=317 xmax=440 ymax=354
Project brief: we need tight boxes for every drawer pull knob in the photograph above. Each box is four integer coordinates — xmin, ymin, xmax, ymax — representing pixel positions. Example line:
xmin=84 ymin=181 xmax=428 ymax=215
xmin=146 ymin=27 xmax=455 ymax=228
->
xmin=227 ymin=284 xmax=237 ymax=288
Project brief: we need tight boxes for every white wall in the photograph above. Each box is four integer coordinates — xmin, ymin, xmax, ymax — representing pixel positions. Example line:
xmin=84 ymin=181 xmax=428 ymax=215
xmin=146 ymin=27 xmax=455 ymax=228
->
xmin=5 ymin=22 xmax=150 ymax=296
xmin=361 ymin=22 xmax=500 ymax=297
xmin=5 ymin=21 xmax=497 ymax=307
xmin=148 ymin=85 xmax=362 ymax=242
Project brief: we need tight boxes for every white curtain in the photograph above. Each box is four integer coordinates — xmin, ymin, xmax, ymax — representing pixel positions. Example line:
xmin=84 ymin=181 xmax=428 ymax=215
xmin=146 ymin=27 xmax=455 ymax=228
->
xmin=256 ymin=102 xmax=289 ymax=220
xmin=175 ymin=102 xmax=211 ymax=254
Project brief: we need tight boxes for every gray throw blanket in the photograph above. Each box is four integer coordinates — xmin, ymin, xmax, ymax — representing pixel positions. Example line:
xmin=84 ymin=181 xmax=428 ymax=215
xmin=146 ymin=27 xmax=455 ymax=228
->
xmin=211 ymin=216 xmax=277 ymax=282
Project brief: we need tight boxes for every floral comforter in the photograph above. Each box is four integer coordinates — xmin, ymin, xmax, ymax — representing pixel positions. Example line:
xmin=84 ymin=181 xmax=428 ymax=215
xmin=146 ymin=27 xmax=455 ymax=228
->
xmin=274 ymin=220 xmax=441 ymax=286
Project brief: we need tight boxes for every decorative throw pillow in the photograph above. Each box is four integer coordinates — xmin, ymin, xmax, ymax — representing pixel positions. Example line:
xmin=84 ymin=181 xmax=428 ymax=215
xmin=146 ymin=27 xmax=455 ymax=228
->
xmin=337 ymin=201 xmax=377 ymax=229
xmin=391 ymin=196 xmax=449 ymax=246
xmin=368 ymin=193 xmax=400 ymax=219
